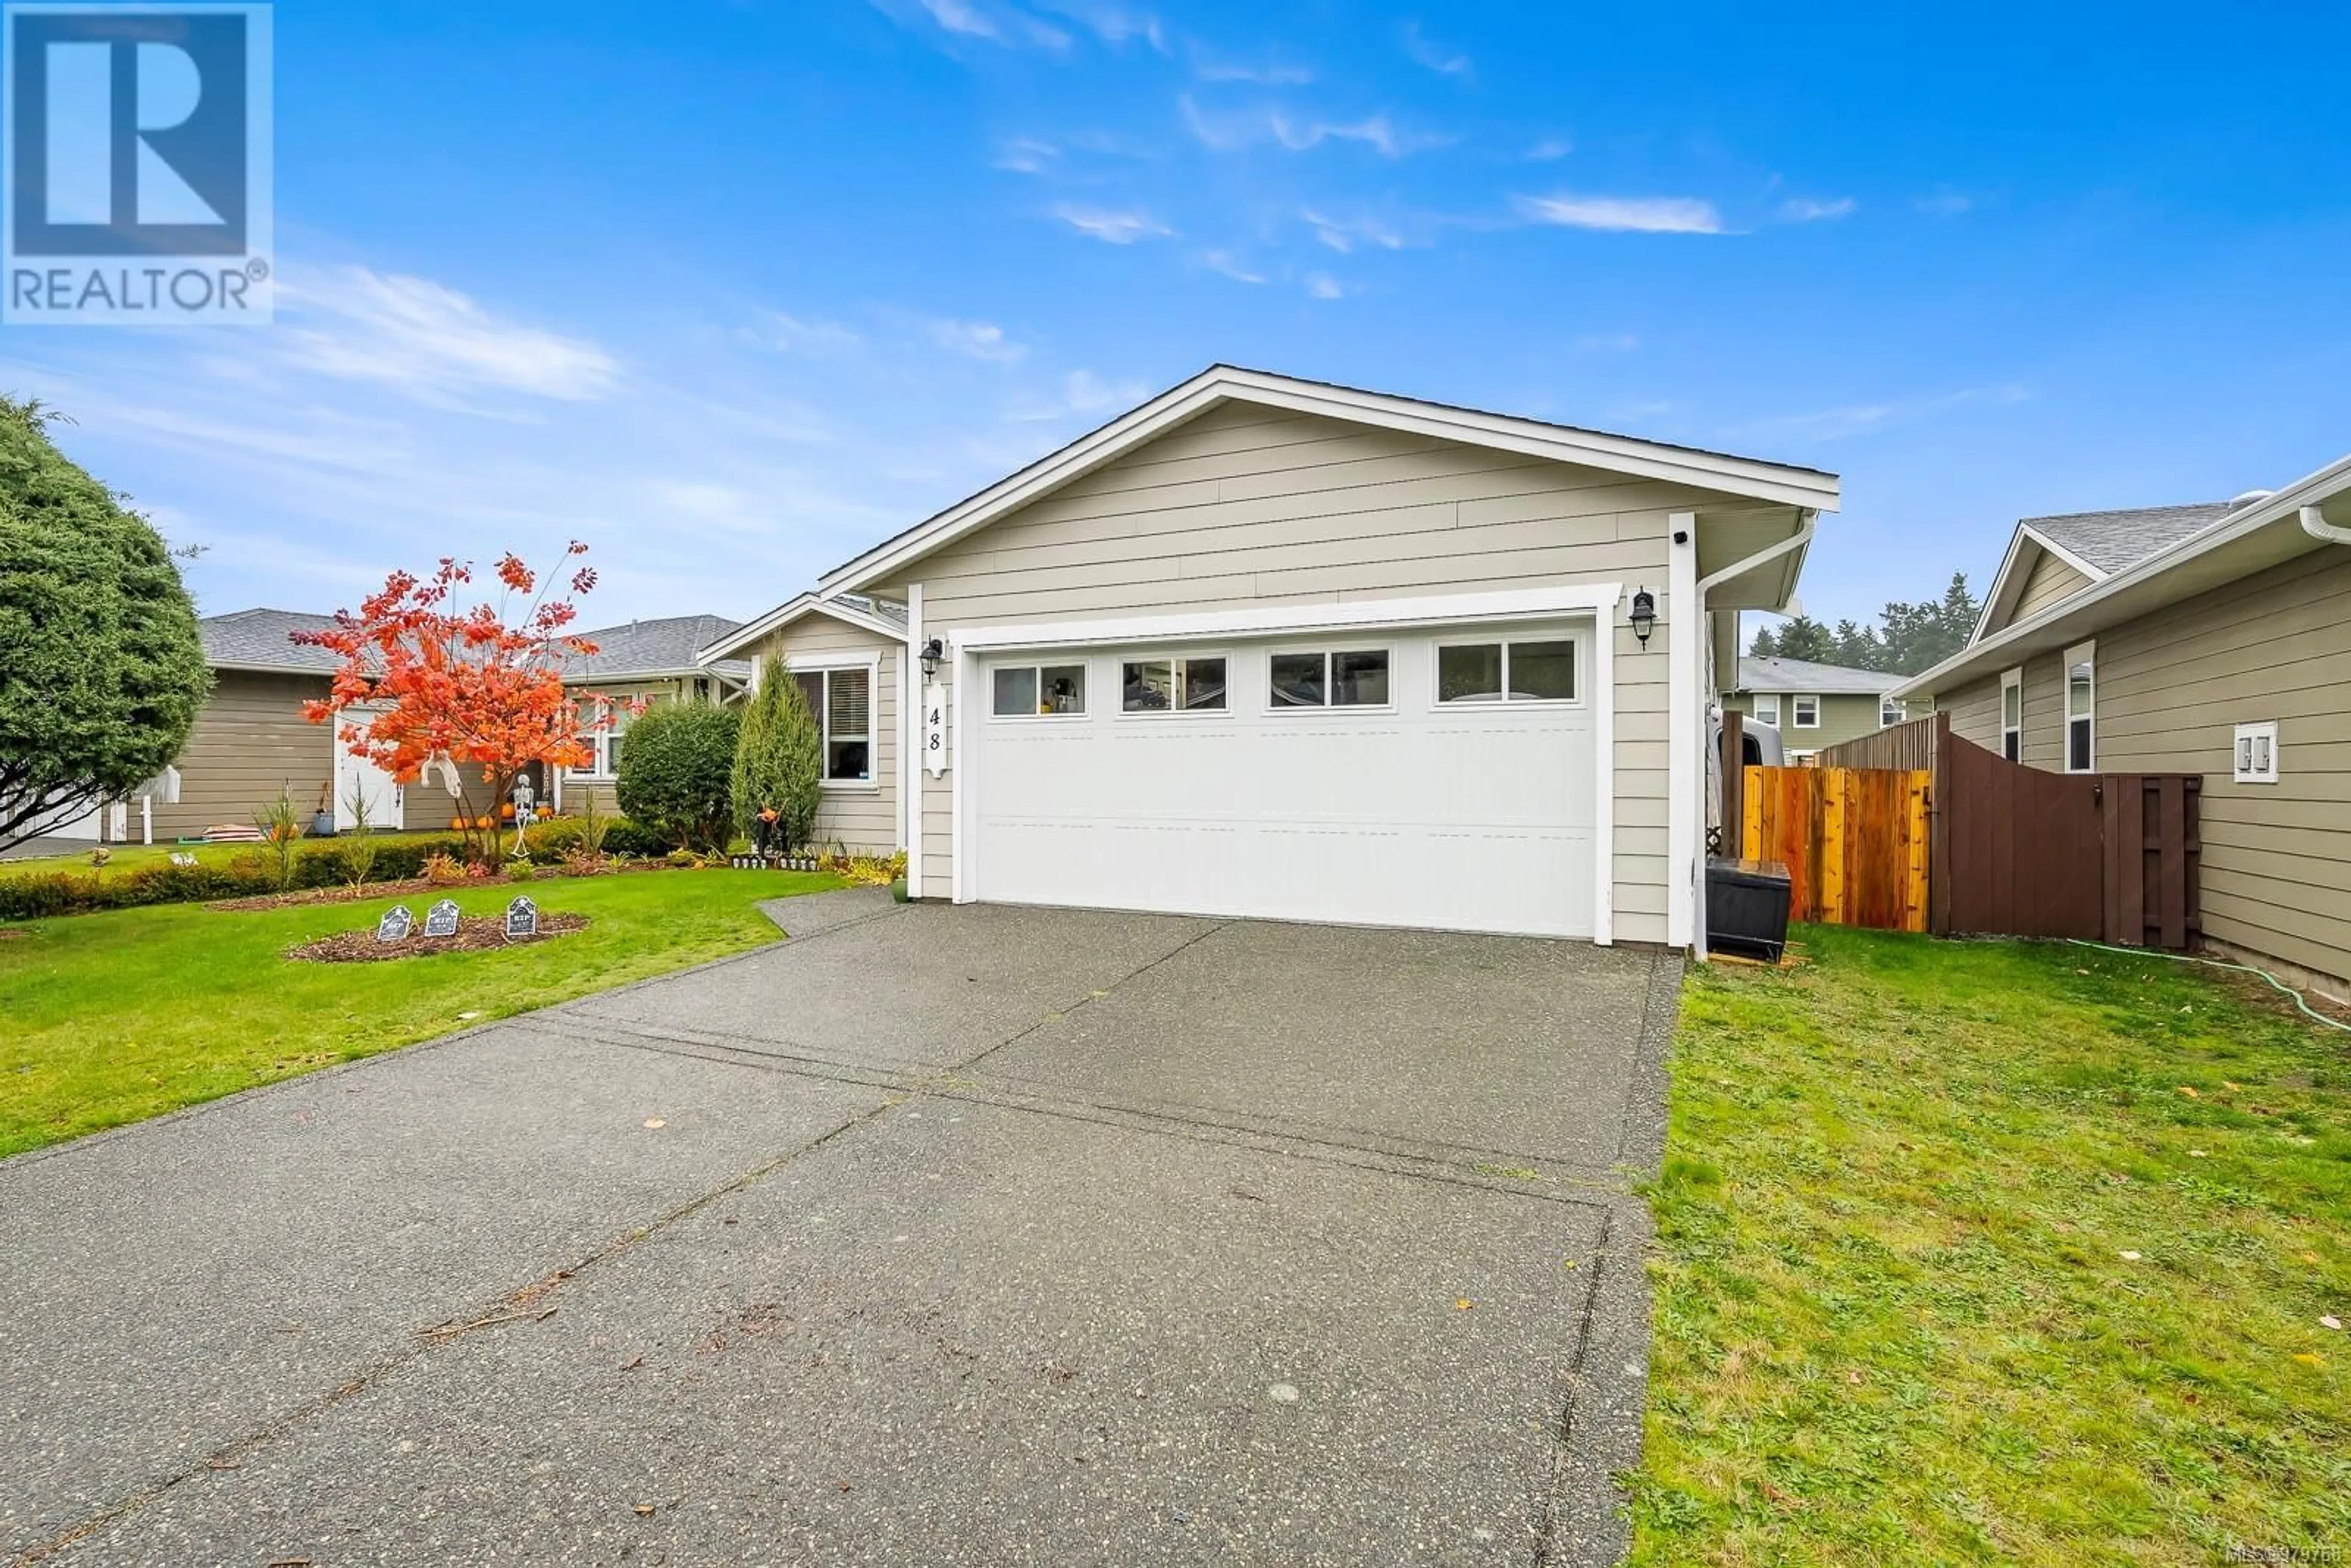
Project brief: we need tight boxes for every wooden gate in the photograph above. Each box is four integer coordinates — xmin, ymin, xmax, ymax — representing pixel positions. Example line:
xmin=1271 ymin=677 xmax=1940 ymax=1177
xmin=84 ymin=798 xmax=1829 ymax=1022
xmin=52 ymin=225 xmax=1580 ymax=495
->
xmin=1739 ymin=764 xmax=1930 ymax=931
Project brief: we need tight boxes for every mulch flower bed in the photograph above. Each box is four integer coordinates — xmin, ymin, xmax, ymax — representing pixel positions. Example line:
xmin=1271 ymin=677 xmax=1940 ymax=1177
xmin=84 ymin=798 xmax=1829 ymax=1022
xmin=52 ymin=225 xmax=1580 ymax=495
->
xmin=287 ymin=913 xmax=589 ymax=964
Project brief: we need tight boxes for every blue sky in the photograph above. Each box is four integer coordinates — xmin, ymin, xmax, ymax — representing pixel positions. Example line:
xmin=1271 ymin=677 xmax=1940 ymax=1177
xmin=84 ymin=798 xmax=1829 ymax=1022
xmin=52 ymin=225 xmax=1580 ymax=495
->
xmin=9 ymin=0 xmax=2348 ymax=634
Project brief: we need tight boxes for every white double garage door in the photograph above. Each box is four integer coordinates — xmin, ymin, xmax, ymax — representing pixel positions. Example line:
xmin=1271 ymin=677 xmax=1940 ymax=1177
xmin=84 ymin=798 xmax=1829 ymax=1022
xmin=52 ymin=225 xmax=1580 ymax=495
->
xmin=964 ymin=619 xmax=1598 ymax=939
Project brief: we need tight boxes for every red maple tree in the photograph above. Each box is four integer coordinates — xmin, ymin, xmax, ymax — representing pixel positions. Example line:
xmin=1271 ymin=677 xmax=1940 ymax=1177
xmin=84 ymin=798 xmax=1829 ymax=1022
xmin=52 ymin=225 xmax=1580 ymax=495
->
xmin=296 ymin=544 xmax=605 ymax=864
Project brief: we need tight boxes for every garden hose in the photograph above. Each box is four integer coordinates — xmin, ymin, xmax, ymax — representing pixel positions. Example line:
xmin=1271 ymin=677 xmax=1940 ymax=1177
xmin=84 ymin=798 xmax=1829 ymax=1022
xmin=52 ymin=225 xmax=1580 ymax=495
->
xmin=2063 ymin=939 xmax=2351 ymax=1035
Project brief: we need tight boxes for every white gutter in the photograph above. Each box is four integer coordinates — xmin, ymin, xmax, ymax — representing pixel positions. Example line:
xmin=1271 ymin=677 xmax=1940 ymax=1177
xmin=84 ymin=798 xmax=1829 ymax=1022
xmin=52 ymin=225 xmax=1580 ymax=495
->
xmin=2304 ymin=505 xmax=2351 ymax=546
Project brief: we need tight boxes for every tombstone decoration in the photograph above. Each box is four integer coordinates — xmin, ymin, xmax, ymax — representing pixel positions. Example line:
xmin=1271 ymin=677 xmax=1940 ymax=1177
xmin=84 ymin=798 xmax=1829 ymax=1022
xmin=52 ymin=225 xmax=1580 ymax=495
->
xmin=424 ymin=898 xmax=462 ymax=939
xmin=504 ymin=895 xmax=539 ymax=939
xmin=375 ymin=905 xmax=414 ymax=943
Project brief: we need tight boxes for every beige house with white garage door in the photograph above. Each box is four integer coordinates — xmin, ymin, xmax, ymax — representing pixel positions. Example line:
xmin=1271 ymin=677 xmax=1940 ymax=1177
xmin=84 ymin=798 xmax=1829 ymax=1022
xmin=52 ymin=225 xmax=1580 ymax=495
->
xmin=720 ymin=367 xmax=1842 ymax=949
xmin=1897 ymin=456 xmax=2351 ymax=997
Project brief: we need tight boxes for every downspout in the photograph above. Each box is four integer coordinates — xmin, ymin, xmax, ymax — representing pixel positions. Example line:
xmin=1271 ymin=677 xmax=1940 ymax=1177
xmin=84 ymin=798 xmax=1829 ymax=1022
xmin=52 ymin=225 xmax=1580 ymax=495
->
xmin=2303 ymin=505 xmax=2351 ymax=546
xmin=1686 ymin=511 xmax=1820 ymax=962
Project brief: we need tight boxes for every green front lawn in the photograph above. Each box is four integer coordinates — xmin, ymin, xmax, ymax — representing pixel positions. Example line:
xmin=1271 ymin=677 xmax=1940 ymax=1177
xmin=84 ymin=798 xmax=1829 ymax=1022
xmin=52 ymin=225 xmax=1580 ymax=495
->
xmin=1635 ymin=926 xmax=2351 ymax=1565
xmin=0 ymin=830 xmax=458 ymax=878
xmin=0 ymin=868 xmax=839 ymax=1158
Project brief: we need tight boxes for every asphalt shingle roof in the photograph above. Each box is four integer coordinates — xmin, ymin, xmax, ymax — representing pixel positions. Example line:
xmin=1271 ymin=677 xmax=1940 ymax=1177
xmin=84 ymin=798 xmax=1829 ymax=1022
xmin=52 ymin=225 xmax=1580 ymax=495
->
xmin=2025 ymin=503 xmax=2234 ymax=576
xmin=566 ymin=614 xmax=749 ymax=680
xmin=198 ymin=609 xmax=345 ymax=674
xmin=1734 ymin=656 xmax=1906 ymax=696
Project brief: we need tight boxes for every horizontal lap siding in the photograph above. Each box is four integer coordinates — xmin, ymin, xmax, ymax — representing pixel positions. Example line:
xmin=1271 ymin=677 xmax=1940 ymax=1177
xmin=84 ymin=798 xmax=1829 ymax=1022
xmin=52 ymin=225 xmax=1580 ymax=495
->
xmin=882 ymin=402 xmax=1715 ymax=945
xmin=2014 ymin=552 xmax=2093 ymax=621
xmin=2094 ymin=547 xmax=2351 ymax=989
xmin=1943 ymin=672 xmax=2003 ymax=752
xmin=152 ymin=672 xmax=333 ymax=839
xmin=738 ymin=620 xmax=901 ymax=856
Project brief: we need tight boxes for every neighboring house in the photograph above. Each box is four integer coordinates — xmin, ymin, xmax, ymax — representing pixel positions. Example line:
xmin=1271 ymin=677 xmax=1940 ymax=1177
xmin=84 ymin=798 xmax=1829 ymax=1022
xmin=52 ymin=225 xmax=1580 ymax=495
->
xmin=529 ymin=614 xmax=752 ymax=823
xmin=694 ymin=594 xmax=908 ymax=858
xmin=1896 ymin=457 xmax=2351 ymax=997
xmin=711 ymin=365 xmax=1843 ymax=949
xmin=1719 ymin=655 xmax=1911 ymax=759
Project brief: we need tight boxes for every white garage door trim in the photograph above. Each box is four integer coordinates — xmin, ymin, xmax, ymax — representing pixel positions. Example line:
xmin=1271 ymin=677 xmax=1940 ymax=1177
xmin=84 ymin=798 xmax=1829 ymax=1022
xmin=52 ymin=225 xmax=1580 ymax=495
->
xmin=945 ymin=583 xmax=1621 ymax=944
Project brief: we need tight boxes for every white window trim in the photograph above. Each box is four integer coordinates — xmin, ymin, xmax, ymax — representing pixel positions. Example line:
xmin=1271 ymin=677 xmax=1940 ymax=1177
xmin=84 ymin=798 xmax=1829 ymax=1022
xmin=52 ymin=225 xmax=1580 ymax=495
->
xmin=1429 ymin=630 xmax=1585 ymax=709
xmin=1880 ymin=697 xmax=1903 ymax=729
xmin=1114 ymin=650 xmax=1235 ymax=718
xmin=1751 ymin=692 xmax=1780 ymax=727
xmin=2063 ymin=640 xmax=2096 ymax=774
xmin=789 ymin=654 xmax=884 ymax=791
xmin=2233 ymin=720 xmax=2281 ymax=785
xmin=1791 ymin=693 xmax=1823 ymax=730
xmin=1263 ymin=642 xmax=1398 ymax=715
xmin=2000 ymin=667 xmax=2023 ymax=762
xmin=570 ymin=697 xmax=624 ymax=781
xmin=986 ymin=656 xmax=1093 ymax=723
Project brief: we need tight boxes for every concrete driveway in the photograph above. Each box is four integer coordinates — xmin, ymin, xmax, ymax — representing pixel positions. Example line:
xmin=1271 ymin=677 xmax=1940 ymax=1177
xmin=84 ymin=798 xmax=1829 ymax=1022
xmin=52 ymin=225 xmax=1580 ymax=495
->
xmin=0 ymin=890 xmax=1678 ymax=1567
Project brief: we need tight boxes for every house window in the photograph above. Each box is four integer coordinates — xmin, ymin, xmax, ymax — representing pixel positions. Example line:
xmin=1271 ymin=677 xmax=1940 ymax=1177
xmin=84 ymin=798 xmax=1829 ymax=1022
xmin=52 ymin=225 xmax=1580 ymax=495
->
xmin=991 ymin=662 xmax=1087 ymax=717
xmin=2234 ymin=721 xmax=2280 ymax=785
xmin=2064 ymin=642 xmax=2095 ymax=773
xmin=1270 ymin=649 xmax=1390 ymax=708
xmin=2000 ymin=668 xmax=2023 ymax=763
xmin=1881 ymin=697 xmax=1902 ymax=729
xmin=791 ymin=667 xmax=874 ymax=782
xmin=1791 ymin=694 xmax=1822 ymax=729
xmin=1435 ymin=639 xmax=1577 ymax=703
xmin=1122 ymin=655 xmax=1228 ymax=713
xmin=570 ymin=699 xmax=634 ymax=779
xmin=1752 ymin=693 xmax=1781 ymax=727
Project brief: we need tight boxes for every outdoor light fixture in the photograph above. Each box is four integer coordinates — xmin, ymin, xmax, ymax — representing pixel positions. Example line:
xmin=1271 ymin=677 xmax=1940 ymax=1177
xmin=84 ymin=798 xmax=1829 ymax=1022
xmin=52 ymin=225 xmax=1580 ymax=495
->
xmin=920 ymin=637 xmax=944 ymax=679
xmin=1629 ymin=588 xmax=1657 ymax=647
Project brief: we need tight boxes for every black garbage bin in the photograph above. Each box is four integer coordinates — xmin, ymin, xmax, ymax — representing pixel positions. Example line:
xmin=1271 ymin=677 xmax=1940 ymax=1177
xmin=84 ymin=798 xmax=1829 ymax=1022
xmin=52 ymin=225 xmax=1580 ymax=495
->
xmin=1706 ymin=857 xmax=1791 ymax=961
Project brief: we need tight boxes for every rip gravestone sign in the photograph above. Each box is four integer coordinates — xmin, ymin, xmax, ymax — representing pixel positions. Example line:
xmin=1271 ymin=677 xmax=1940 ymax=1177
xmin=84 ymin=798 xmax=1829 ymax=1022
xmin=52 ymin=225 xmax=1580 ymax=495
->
xmin=424 ymin=899 xmax=461 ymax=939
xmin=504 ymin=896 xmax=538 ymax=939
xmin=375 ymin=906 xmax=413 ymax=943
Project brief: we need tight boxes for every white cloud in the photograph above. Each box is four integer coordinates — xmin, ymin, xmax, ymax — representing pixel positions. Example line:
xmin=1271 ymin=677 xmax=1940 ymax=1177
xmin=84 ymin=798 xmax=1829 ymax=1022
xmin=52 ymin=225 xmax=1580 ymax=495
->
xmin=915 ymin=0 xmax=996 ymax=37
xmin=1049 ymin=203 xmax=1175 ymax=243
xmin=1180 ymin=96 xmax=1445 ymax=158
xmin=1401 ymin=21 xmax=1472 ymax=80
xmin=993 ymin=136 xmax=1060 ymax=173
xmin=896 ymin=0 xmax=1070 ymax=50
xmin=1304 ymin=272 xmax=1346 ymax=301
xmin=1302 ymin=208 xmax=1408 ymax=253
xmin=1513 ymin=192 xmax=1726 ymax=234
xmin=1915 ymin=188 xmax=1974 ymax=216
xmin=1190 ymin=48 xmax=1313 ymax=84
xmin=1525 ymin=137 xmax=1572 ymax=161
xmin=272 ymin=265 xmax=619 ymax=405
xmin=739 ymin=310 xmax=861 ymax=356
xmin=1038 ymin=1 xmax=1166 ymax=51
xmin=1778 ymin=196 xmax=1856 ymax=223
xmin=1201 ymin=249 xmax=1267 ymax=284
xmin=923 ymin=317 xmax=1027 ymax=362
xmin=1008 ymin=368 xmax=1150 ymax=422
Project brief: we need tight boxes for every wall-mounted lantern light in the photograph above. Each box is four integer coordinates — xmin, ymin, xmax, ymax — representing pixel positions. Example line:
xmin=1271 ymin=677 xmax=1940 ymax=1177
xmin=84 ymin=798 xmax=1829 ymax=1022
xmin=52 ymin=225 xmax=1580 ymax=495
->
xmin=919 ymin=637 xmax=944 ymax=680
xmin=1629 ymin=589 xmax=1657 ymax=648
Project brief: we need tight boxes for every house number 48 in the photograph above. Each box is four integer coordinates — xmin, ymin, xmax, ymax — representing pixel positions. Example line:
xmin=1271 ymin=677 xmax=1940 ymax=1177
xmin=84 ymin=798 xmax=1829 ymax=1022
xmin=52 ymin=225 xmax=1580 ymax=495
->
xmin=923 ymin=683 xmax=948 ymax=777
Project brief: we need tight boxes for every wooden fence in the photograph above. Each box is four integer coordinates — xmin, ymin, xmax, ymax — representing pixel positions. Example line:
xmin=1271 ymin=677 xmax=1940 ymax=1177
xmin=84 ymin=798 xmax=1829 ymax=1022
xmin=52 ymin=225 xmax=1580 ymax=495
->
xmin=1723 ymin=710 xmax=2200 ymax=948
xmin=1739 ymin=763 xmax=1930 ymax=931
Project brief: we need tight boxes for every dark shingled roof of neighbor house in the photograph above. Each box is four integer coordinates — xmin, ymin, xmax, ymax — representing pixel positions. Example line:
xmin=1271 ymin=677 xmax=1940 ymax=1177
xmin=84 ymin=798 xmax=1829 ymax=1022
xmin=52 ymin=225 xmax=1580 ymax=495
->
xmin=198 ymin=609 xmax=346 ymax=674
xmin=2025 ymin=502 xmax=2235 ymax=576
xmin=566 ymin=614 xmax=749 ymax=681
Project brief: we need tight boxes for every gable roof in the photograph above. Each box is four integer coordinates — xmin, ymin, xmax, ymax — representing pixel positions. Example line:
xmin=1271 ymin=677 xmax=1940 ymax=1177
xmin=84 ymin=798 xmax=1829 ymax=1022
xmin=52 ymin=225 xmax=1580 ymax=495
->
xmin=1973 ymin=501 xmax=2238 ymax=643
xmin=566 ymin=614 xmax=750 ymax=681
xmin=200 ymin=609 xmax=345 ymax=675
xmin=1730 ymin=656 xmax=1905 ymax=696
xmin=1899 ymin=454 xmax=2351 ymax=701
xmin=819 ymin=364 xmax=1841 ymax=596
xmin=692 ymin=592 xmax=908 ymax=665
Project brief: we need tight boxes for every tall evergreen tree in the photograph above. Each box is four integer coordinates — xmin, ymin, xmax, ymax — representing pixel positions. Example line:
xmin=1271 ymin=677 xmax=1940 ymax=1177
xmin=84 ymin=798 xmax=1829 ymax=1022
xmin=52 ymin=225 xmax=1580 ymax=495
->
xmin=0 ymin=398 xmax=210 ymax=849
xmin=730 ymin=656 xmax=822 ymax=853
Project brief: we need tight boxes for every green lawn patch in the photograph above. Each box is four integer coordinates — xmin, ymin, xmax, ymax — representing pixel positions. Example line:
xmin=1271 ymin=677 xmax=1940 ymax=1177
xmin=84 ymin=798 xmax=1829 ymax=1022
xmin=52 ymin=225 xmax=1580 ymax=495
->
xmin=0 ymin=868 xmax=839 ymax=1158
xmin=1635 ymin=925 xmax=2351 ymax=1566
xmin=0 ymin=831 xmax=456 ymax=878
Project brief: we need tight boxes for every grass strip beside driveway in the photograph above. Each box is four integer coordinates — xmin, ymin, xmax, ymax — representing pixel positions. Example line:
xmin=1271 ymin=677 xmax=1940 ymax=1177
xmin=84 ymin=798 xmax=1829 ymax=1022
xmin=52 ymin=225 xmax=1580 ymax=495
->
xmin=0 ymin=868 xmax=839 ymax=1158
xmin=1635 ymin=926 xmax=2351 ymax=1566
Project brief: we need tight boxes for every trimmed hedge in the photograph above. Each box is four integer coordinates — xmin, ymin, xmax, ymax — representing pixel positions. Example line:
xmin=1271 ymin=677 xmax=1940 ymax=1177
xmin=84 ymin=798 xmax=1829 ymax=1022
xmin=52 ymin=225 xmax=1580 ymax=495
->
xmin=0 ymin=816 xmax=669 ymax=921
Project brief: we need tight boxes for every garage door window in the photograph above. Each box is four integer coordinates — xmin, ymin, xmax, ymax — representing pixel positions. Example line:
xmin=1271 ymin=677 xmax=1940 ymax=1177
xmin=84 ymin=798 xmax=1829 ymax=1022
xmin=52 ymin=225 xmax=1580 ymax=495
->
xmin=1270 ymin=649 xmax=1389 ymax=708
xmin=1122 ymin=655 xmax=1228 ymax=713
xmin=1436 ymin=639 xmax=1577 ymax=703
xmin=992 ymin=662 xmax=1087 ymax=718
